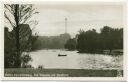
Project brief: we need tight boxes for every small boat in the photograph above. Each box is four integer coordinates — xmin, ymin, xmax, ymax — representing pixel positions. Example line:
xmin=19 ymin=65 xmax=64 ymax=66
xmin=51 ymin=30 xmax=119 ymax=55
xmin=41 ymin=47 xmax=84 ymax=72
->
xmin=58 ymin=54 xmax=67 ymax=56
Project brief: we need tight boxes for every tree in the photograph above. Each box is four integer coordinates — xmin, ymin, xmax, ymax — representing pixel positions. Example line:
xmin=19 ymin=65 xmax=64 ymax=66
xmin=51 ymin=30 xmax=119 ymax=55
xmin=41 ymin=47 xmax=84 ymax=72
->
xmin=4 ymin=27 xmax=16 ymax=68
xmin=65 ymin=38 xmax=77 ymax=50
xmin=76 ymin=29 xmax=99 ymax=53
xmin=21 ymin=52 xmax=32 ymax=68
xmin=100 ymin=26 xmax=113 ymax=51
xmin=4 ymin=4 xmax=38 ymax=68
xmin=76 ymin=26 xmax=123 ymax=54
xmin=100 ymin=26 xmax=123 ymax=54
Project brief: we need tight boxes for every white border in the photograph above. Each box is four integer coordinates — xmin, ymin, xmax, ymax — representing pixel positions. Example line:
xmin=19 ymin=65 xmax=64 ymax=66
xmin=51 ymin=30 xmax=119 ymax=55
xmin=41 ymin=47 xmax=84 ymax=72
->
xmin=0 ymin=0 xmax=127 ymax=81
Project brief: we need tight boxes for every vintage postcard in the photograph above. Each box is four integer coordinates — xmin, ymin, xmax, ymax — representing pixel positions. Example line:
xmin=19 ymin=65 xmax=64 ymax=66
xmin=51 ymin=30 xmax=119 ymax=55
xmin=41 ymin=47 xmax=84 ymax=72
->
xmin=0 ymin=0 xmax=127 ymax=81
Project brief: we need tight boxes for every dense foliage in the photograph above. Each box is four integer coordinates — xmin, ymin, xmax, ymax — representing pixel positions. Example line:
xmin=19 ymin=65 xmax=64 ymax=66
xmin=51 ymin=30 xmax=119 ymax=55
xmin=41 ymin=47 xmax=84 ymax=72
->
xmin=65 ymin=26 xmax=123 ymax=54
xmin=64 ymin=38 xmax=77 ymax=50
xmin=4 ymin=4 xmax=38 ymax=68
xmin=4 ymin=25 xmax=37 ymax=68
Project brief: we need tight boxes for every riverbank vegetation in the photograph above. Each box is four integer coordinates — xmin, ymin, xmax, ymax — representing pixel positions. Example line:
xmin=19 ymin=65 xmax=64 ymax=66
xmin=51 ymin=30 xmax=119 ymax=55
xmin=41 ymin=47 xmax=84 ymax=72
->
xmin=65 ymin=26 xmax=123 ymax=55
xmin=31 ymin=33 xmax=71 ymax=50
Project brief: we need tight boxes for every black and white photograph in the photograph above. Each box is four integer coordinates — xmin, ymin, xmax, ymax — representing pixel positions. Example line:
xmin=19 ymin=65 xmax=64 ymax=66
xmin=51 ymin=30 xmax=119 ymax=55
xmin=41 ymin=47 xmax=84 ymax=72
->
xmin=3 ymin=1 xmax=125 ymax=78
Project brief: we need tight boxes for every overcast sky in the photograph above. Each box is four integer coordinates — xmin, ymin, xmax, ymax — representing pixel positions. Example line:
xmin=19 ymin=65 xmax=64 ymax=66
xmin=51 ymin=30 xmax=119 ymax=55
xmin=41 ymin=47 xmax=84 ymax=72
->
xmin=5 ymin=2 xmax=124 ymax=37
xmin=32 ymin=2 xmax=124 ymax=37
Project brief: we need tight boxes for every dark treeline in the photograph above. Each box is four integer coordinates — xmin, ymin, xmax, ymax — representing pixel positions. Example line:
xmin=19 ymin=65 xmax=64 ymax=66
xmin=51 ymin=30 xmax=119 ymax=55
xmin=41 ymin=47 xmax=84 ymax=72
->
xmin=4 ymin=24 xmax=37 ymax=68
xmin=65 ymin=38 xmax=77 ymax=50
xmin=65 ymin=26 xmax=123 ymax=54
xmin=31 ymin=33 xmax=71 ymax=50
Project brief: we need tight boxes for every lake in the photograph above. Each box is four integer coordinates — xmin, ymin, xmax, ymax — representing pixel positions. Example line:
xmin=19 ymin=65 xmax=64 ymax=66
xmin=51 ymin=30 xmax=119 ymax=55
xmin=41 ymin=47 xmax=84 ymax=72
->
xmin=29 ymin=49 xmax=123 ymax=69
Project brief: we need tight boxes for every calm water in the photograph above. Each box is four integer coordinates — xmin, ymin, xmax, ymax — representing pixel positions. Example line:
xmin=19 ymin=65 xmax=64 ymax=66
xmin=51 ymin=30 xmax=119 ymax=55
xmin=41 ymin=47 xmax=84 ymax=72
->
xmin=29 ymin=49 xmax=123 ymax=69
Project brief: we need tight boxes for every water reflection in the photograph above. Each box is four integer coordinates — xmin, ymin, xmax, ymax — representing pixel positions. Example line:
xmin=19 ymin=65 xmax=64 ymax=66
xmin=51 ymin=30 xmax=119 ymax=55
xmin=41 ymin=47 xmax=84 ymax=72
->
xmin=29 ymin=49 xmax=123 ymax=69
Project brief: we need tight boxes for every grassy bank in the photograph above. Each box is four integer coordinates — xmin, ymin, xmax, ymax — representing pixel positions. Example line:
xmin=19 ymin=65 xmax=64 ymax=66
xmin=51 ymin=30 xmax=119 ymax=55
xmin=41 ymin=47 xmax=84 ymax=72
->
xmin=5 ymin=68 xmax=123 ymax=77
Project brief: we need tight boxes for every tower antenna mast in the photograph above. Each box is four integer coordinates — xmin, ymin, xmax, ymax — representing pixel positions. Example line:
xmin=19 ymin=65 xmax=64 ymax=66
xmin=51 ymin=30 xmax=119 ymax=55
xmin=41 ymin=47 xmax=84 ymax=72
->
xmin=65 ymin=18 xmax=67 ymax=33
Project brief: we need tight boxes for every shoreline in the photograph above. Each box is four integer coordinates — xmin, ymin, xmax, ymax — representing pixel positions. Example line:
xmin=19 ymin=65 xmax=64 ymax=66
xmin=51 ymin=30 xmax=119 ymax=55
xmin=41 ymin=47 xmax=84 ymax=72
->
xmin=30 ymin=49 xmax=123 ymax=56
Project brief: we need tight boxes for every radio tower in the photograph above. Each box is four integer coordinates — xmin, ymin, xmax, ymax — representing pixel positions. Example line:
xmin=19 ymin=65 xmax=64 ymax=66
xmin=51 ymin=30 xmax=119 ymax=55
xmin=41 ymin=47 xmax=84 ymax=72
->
xmin=65 ymin=18 xmax=67 ymax=34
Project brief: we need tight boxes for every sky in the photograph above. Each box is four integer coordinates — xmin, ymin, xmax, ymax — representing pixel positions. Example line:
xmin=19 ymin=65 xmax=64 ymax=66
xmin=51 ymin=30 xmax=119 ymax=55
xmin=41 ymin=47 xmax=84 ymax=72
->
xmin=5 ymin=2 xmax=124 ymax=37
xmin=32 ymin=2 xmax=124 ymax=37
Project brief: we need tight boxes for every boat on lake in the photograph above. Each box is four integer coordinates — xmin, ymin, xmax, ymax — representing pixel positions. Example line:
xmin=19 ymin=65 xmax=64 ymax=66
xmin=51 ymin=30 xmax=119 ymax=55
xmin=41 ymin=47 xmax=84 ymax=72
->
xmin=58 ymin=54 xmax=67 ymax=56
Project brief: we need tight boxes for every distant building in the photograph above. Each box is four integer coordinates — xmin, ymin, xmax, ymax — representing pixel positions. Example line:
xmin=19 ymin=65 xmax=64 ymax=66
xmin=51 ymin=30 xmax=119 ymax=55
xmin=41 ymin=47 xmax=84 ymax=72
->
xmin=60 ymin=33 xmax=71 ymax=41
xmin=34 ymin=33 xmax=71 ymax=49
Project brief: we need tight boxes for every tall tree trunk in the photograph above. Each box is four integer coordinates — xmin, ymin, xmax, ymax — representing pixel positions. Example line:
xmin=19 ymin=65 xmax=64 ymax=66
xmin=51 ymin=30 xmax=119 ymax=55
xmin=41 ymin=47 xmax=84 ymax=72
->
xmin=14 ymin=4 xmax=21 ymax=68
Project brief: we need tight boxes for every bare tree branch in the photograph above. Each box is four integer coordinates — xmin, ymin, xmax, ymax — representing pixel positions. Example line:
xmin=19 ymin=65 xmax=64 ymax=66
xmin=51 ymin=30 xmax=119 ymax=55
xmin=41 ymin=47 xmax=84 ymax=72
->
xmin=4 ymin=4 xmax=14 ymax=15
xmin=4 ymin=12 xmax=15 ymax=27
